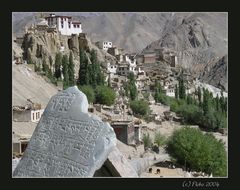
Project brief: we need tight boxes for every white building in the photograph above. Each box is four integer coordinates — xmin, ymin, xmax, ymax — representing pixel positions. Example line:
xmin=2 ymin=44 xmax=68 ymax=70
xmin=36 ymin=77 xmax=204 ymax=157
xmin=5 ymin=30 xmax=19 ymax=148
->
xmin=117 ymin=64 xmax=129 ymax=76
xmin=45 ymin=13 xmax=82 ymax=36
xmin=95 ymin=41 xmax=112 ymax=51
xmin=13 ymin=107 xmax=44 ymax=123
xmin=166 ymin=88 xmax=175 ymax=97
xmin=107 ymin=62 xmax=117 ymax=75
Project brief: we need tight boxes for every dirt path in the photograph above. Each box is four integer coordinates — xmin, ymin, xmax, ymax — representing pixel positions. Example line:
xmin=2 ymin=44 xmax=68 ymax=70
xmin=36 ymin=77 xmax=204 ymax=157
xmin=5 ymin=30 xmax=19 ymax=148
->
xmin=140 ymin=166 xmax=186 ymax=178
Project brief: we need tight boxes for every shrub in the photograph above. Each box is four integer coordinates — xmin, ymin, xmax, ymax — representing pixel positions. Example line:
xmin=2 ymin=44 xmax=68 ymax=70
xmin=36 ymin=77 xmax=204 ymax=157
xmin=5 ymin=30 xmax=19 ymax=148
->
xmin=154 ymin=132 xmax=167 ymax=147
xmin=167 ymin=127 xmax=227 ymax=177
xmin=78 ymin=85 xmax=95 ymax=103
xmin=130 ymin=100 xmax=150 ymax=116
xmin=95 ymin=85 xmax=116 ymax=106
xmin=142 ymin=133 xmax=152 ymax=150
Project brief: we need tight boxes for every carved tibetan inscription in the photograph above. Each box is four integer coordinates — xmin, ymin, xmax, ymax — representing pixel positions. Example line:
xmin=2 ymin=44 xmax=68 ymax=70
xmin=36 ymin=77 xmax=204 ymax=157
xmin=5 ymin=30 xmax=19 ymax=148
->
xmin=13 ymin=86 xmax=116 ymax=177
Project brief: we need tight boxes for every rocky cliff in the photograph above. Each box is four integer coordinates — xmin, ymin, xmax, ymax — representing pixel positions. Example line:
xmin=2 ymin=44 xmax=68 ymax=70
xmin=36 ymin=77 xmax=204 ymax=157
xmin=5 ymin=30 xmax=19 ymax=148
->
xmin=142 ymin=12 xmax=227 ymax=91
xmin=19 ymin=30 xmax=116 ymax=79
xmin=200 ymin=55 xmax=228 ymax=91
xmin=12 ymin=12 xmax=172 ymax=53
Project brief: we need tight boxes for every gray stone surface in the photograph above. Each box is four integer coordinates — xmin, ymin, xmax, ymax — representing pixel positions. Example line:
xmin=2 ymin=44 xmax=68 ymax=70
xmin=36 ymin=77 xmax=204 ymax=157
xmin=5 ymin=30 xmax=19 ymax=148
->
xmin=130 ymin=154 xmax=170 ymax=175
xmin=106 ymin=147 xmax=138 ymax=177
xmin=13 ymin=86 xmax=116 ymax=177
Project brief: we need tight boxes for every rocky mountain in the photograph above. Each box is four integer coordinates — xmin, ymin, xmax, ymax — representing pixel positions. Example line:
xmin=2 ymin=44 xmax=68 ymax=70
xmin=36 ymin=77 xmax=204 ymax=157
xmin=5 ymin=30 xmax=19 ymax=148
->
xmin=200 ymin=55 xmax=228 ymax=91
xmin=12 ymin=12 xmax=172 ymax=53
xmin=142 ymin=12 xmax=227 ymax=91
xmin=17 ymin=29 xmax=116 ymax=80
xmin=12 ymin=12 xmax=227 ymax=90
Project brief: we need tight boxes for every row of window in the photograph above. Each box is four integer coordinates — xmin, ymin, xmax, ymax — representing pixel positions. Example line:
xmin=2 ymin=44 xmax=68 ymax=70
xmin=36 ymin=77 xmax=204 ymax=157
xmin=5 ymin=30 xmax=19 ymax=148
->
xmin=32 ymin=112 xmax=41 ymax=121
xmin=119 ymin=71 xmax=126 ymax=75
xmin=103 ymin=42 xmax=112 ymax=45
xmin=61 ymin=24 xmax=81 ymax=29
xmin=118 ymin=67 xmax=127 ymax=71
xmin=118 ymin=67 xmax=136 ymax=71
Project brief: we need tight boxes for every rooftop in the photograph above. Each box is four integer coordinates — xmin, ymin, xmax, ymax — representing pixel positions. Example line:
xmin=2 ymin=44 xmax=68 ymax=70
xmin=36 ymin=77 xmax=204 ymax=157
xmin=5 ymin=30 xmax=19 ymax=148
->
xmin=12 ymin=121 xmax=37 ymax=138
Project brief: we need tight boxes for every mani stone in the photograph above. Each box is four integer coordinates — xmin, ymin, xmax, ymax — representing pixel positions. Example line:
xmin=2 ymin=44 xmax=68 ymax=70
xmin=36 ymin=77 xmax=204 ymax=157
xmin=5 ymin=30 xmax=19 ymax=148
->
xmin=105 ymin=147 xmax=138 ymax=177
xmin=13 ymin=86 xmax=117 ymax=177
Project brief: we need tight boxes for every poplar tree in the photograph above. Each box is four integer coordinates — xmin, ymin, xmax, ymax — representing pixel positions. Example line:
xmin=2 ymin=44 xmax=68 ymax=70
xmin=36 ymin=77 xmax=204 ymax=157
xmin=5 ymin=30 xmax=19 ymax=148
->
xmin=68 ymin=51 xmax=75 ymax=86
xmin=54 ymin=52 xmax=62 ymax=79
xmin=62 ymin=54 xmax=69 ymax=89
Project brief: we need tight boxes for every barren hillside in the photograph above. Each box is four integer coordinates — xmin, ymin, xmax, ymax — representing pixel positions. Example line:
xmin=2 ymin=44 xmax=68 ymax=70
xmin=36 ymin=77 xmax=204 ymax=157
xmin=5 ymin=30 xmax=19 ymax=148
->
xmin=12 ymin=63 xmax=59 ymax=107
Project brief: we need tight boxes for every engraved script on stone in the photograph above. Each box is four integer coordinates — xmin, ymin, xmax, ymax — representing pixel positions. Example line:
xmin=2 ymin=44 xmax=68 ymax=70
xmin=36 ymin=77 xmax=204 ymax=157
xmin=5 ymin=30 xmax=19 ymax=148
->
xmin=13 ymin=86 xmax=116 ymax=177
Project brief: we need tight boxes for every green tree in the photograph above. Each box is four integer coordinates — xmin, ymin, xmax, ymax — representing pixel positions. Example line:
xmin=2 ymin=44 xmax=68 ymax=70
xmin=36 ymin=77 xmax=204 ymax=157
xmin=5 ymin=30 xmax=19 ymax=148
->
xmin=197 ymin=86 xmax=202 ymax=106
xmin=78 ymin=49 xmax=87 ymax=85
xmin=154 ymin=80 xmax=163 ymax=102
xmin=62 ymin=54 xmax=69 ymax=89
xmin=42 ymin=57 xmax=48 ymax=73
xmin=186 ymin=95 xmax=193 ymax=105
xmin=95 ymin=62 xmax=105 ymax=85
xmin=68 ymin=51 xmax=75 ymax=86
xmin=202 ymin=88 xmax=210 ymax=115
xmin=154 ymin=132 xmax=167 ymax=147
xmin=54 ymin=52 xmax=62 ymax=79
xmin=178 ymin=76 xmax=186 ymax=99
xmin=95 ymin=85 xmax=116 ymax=106
xmin=130 ymin=100 xmax=150 ymax=116
xmin=167 ymin=127 xmax=227 ymax=176
xmin=89 ymin=49 xmax=97 ymax=86
xmin=78 ymin=85 xmax=95 ymax=103
xmin=78 ymin=49 xmax=104 ymax=86
xmin=219 ymin=91 xmax=226 ymax=113
xmin=49 ymin=56 xmax=53 ymax=68
xmin=142 ymin=133 xmax=152 ymax=150
xmin=124 ymin=72 xmax=138 ymax=100
xmin=175 ymin=84 xmax=179 ymax=99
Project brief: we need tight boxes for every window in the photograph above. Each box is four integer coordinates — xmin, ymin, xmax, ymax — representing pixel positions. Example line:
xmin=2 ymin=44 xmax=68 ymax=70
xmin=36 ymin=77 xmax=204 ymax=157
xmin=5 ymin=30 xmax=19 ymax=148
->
xmin=32 ymin=113 xmax=34 ymax=120
xmin=61 ymin=24 xmax=64 ymax=28
xmin=35 ymin=112 xmax=37 ymax=119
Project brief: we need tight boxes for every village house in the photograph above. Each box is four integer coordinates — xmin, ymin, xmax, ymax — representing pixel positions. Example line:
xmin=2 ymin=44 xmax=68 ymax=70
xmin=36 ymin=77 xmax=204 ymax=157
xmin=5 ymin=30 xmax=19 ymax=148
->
xmin=143 ymin=52 xmax=156 ymax=64
xmin=45 ymin=13 xmax=82 ymax=36
xmin=107 ymin=46 xmax=119 ymax=56
xmin=116 ymin=54 xmax=124 ymax=62
xmin=36 ymin=18 xmax=49 ymax=32
xmin=14 ymin=37 xmax=24 ymax=45
xmin=110 ymin=120 xmax=141 ymax=145
xmin=12 ymin=136 xmax=30 ymax=155
xmin=165 ymin=87 xmax=175 ymax=97
xmin=12 ymin=119 xmax=38 ymax=156
xmin=117 ymin=64 xmax=129 ymax=76
xmin=107 ymin=62 xmax=117 ymax=75
xmin=12 ymin=103 xmax=44 ymax=123
xmin=95 ymin=41 xmax=112 ymax=51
